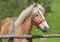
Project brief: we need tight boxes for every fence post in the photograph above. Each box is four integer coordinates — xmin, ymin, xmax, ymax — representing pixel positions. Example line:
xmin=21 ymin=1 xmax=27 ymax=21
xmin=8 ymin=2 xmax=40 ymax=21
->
xmin=8 ymin=19 xmax=14 ymax=42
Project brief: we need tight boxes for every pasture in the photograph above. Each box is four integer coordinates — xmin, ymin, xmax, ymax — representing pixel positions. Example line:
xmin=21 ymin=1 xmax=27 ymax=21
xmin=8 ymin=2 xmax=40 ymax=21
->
xmin=31 ymin=0 xmax=60 ymax=42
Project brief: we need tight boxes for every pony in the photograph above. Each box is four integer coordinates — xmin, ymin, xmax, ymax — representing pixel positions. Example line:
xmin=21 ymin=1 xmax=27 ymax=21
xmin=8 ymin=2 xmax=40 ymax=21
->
xmin=1 ymin=3 xmax=49 ymax=42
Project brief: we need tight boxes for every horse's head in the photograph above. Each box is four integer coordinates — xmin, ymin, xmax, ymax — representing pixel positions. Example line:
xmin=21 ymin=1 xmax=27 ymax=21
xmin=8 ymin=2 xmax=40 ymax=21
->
xmin=32 ymin=3 xmax=49 ymax=32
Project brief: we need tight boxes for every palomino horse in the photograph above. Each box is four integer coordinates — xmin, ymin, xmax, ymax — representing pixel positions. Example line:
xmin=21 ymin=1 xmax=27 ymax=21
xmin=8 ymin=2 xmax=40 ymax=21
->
xmin=1 ymin=3 xmax=49 ymax=42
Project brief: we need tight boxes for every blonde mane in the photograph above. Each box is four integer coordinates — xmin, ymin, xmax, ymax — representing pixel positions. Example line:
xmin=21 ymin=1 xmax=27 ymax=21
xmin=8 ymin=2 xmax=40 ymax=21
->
xmin=14 ymin=4 xmax=34 ymax=26
xmin=38 ymin=4 xmax=45 ymax=13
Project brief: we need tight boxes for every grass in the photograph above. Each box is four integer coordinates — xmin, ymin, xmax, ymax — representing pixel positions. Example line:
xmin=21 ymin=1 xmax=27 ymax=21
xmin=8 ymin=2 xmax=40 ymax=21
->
xmin=31 ymin=0 xmax=60 ymax=42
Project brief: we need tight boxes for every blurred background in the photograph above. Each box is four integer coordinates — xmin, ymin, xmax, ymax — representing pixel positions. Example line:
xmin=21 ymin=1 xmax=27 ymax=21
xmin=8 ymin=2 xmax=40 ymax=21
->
xmin=0 ymin=0 xmax=60 ymax=42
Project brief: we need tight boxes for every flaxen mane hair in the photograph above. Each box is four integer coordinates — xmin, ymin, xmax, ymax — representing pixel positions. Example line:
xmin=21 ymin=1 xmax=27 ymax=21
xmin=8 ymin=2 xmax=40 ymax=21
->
xmin=14 ymin=4 xmax=34 ymax=26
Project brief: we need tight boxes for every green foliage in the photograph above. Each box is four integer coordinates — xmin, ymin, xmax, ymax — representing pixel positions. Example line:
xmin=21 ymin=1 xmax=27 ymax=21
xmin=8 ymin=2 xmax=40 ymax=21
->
xmin=0 ymin=0 xmax=28 ymax=20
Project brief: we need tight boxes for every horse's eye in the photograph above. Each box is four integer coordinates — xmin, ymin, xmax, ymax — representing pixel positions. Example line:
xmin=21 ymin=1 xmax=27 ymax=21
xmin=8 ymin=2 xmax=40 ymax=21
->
xmin=34 ymin=14 xmax=39 ymax=17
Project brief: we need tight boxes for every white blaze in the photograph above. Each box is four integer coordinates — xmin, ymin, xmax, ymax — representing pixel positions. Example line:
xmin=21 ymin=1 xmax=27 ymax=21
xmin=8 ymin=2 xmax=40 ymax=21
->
xmin=38 ymin=4 xmax=49 ymax=31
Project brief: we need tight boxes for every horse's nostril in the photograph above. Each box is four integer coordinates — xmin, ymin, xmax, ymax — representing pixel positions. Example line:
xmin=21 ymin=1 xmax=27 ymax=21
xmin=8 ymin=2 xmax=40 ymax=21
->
xmin=45 ymin=27 xmax=47 ymax=29
xmin=45 ymin=27 xmax=46 ymax=28
xmin=44 ymin=27 xmax=48 ymax=31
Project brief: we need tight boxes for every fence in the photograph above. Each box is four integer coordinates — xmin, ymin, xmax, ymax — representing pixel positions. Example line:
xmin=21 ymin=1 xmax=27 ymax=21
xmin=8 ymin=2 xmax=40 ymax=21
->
xmin=0 ymin=19 xmax=60 ymax=42
xmin=0 ymin=34 xmax=60 ymax=39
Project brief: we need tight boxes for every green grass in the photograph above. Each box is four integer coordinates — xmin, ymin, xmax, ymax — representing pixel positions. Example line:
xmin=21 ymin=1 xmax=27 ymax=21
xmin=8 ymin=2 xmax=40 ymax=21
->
xmin=31 ymin=0 xmax=60 ymax=42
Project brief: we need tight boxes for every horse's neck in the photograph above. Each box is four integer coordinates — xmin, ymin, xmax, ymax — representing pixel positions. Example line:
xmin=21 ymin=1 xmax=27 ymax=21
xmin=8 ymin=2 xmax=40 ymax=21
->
xmin=20 ymin=14 xmax=32 ymax=34
xmin=14 ymin=5 xmax=33 ymax=26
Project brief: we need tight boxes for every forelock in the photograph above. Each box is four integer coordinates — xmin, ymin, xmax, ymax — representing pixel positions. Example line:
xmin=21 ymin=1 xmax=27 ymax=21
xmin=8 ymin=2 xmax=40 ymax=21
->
xmin=38 ymin=4 xmax=45 ymax=13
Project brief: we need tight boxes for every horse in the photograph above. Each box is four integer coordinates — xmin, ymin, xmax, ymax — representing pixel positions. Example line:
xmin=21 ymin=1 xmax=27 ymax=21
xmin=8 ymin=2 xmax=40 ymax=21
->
xmin=1 ymin=3 xmax=49 ymax=42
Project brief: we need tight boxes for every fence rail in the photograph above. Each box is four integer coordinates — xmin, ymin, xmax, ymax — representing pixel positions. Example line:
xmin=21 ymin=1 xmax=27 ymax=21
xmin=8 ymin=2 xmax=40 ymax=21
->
xmin=0 ymin=34 xmax=60 ymax=39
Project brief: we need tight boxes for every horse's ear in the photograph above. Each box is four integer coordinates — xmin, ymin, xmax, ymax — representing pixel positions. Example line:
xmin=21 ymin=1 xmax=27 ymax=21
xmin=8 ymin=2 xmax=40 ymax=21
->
xmin=40 ymin=2 xmax=45 ymax=6
xmin=33 ymin=3 xmax=38 ymax=7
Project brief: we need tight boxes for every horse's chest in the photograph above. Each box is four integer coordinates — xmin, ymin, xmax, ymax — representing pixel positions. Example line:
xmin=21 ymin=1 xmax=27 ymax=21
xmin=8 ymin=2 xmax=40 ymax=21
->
xmin=22 ymin=39 xmax=29 ymax=42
